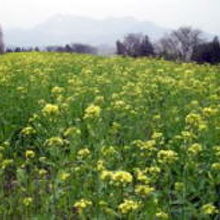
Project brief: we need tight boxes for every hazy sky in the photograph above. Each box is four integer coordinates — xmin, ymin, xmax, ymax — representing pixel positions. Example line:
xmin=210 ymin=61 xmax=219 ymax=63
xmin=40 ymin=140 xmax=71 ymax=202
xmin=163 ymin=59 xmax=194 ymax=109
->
xmin=0 ymin=0 xmax=219 ymax=34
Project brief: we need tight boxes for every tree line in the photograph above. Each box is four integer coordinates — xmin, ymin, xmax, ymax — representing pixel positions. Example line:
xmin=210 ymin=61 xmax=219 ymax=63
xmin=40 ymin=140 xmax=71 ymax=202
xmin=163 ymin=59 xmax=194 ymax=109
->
xmin=4 ymin=44 xmax=97 ymax=55
xmin=116 ymin=27 xmax=220 ymax=64
xmin=1 ymin=25 xmax=220 ymax=64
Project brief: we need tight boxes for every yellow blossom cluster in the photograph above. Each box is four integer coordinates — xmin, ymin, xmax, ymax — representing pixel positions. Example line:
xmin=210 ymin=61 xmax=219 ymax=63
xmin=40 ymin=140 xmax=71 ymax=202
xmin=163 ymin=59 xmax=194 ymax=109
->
xmin=118 ymin=199 xmax=140 ymax=214
xmin=74 ymin=199 xmax=92 ymax=211
xmin=25 ymin=150 xmax=35 ymax=159
xmin=135 ymin=185 xmax=154 ymax=196
xmin=201 ymin=203 xmax=218 ymax=215
xmin=44 ymin=136 xmax=65 ymax=147
xmin=21 ymin=126 xmax=36 ymax=136
xmin=42 ymin=103 xmax=59 ymax=115
xmin=84 ymin=104 xmax=101 ymax=119
xmin=157 ymin=150 xmax=178 ymax=164
xmin=100 ymin=170 xmax=133 ymax=185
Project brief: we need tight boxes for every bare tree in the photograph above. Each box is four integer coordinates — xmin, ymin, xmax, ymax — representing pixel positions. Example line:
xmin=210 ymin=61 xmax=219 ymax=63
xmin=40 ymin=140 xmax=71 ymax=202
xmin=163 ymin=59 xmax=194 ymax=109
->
xmin=0 ymin=25 xmax=5 ymax=54
xmin=154 ymin=35 xmax=179 ymax=60
xmin=116 ymin=33 xmax=154 ymax=57
xmin=123 ymin=33 xmax=143 ymax=57
xmin=156 ymin=27 xmax=204 ymax=61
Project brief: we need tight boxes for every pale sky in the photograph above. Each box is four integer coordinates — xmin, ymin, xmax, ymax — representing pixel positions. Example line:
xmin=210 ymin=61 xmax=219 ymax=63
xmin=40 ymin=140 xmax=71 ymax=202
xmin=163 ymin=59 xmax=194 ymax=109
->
xmin=0 ymin=0 xmax=220 ymax=35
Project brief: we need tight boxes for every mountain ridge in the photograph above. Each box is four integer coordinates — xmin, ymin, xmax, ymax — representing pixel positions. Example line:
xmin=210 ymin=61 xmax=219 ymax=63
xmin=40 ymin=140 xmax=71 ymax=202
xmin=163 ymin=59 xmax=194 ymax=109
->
xmin=5 ymin=14 xmax=169 ymax=48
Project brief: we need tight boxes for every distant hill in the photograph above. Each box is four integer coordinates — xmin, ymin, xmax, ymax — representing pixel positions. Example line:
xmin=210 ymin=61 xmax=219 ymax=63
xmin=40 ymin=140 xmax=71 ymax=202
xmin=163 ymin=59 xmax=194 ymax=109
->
xmin=5 ymin=15 xmax=169 ymax=49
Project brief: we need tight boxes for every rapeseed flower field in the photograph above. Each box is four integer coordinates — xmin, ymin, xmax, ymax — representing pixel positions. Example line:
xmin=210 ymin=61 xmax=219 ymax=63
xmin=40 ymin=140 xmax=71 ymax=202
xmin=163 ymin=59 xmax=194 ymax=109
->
xmin=0 ymin=52 xmax=220 ymax=219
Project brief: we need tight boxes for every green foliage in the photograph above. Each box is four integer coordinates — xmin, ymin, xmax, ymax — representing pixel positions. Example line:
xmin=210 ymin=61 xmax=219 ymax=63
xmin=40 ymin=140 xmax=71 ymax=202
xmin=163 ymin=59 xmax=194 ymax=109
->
xmin=0 ymin=52 xmax=220 ymax=219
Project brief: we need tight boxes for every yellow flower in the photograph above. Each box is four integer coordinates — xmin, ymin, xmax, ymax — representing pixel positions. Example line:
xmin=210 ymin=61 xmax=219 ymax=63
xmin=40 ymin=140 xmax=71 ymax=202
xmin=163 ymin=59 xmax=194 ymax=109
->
xmin=28 ymin=113 xmax=39 ymax=123
xmin=211 ymin=163 xmax=220 ymax=170
xmin=112 ymin=171 xmax=133 ymax=184
xmin=145 ymin=166 xmax=161 ymax=175
xmin=112 ymin=100 xmax=127 ymax=110
xmin=101 ymin=146 xmax=117 ymax=156
xmin=152 ymin=132 xmax=163 ymax=141
xmin=42 ymin=104 xmax=59 ymax=115
xmin=94 ymin=95 xmax=104 ymax=104
xmin=198 ymin=122 xmax=207 ymax=131
xmin=133 ymin=139 xmax=156 ymax=151
xmin=213 ymin=146 xmax=220 ymax=157
xmin=96 ymin=160 xmax=105 ymax=171
xmin=157 ymin=150 xmax=178 ymax=164
xmin=202 ymin=107 xmax=217 ymax=117
xmin=60 ymin=103 xmax=69 ymax=111
xmin=118 ymin=199 xmax=140 ymax=214
xmin=100 ymin=170 xmax=133 ymax=185
xmin=155 ymin=211 xmax=169 ymax=219
xmin=1 ymin=159 xmax=13 ymax=169
xmin=74 ymin=199 xmax=92 ymax=211
xmin=59 ymin=172 xmax=70 ymax=181
xmin=38 ymin=169 xmax=47 ymax=177
xmin=100 ymin=170 xmax=113 ymax=181
xmin=45 ymin=137 xmax=64 ymax=147
xmin=84 ymin=104 xmax=101 ymax=119
xmin=136 ymin=169 xmax=150 ymax=184
xmin=188 ymin=143 xmax=202 ymax=155
xmin=201 ymin=203 xmax=217 ymax=215
xmin=77 ymin=148 xmax=90 ymax=158
xmin=23 ymin=197 xmax=33 ymax=206
xmin=56 ymin=95 xmax=64 ymax=103
xmin=181 ymin=131 xmax=195 ymax=141
xmin=21 ymin=126 xmax=36 ymax=136
xmin=140 ymin=140 xmax=156 ymax=151
xmin=25 ymin=150 xmax=35 ymax=159
xmin=135 ymin=185 xmax=154 ymax=196
xmin=51 ymin=86 xmax=64 ymax=94
xmin=185 ymin=113 xmax=202 ymax=127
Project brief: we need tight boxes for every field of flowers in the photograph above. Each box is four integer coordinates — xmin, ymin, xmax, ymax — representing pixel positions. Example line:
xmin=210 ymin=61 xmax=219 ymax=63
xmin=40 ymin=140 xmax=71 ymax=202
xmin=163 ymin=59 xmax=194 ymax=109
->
xmin=0 ymin=52 xmax=220 ymax=219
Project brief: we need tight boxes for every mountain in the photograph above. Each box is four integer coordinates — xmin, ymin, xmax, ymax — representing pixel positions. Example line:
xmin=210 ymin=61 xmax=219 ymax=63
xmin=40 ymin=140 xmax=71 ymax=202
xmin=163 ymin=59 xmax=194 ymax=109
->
xmin=4 ymin=15 xmax=169 ymax=48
